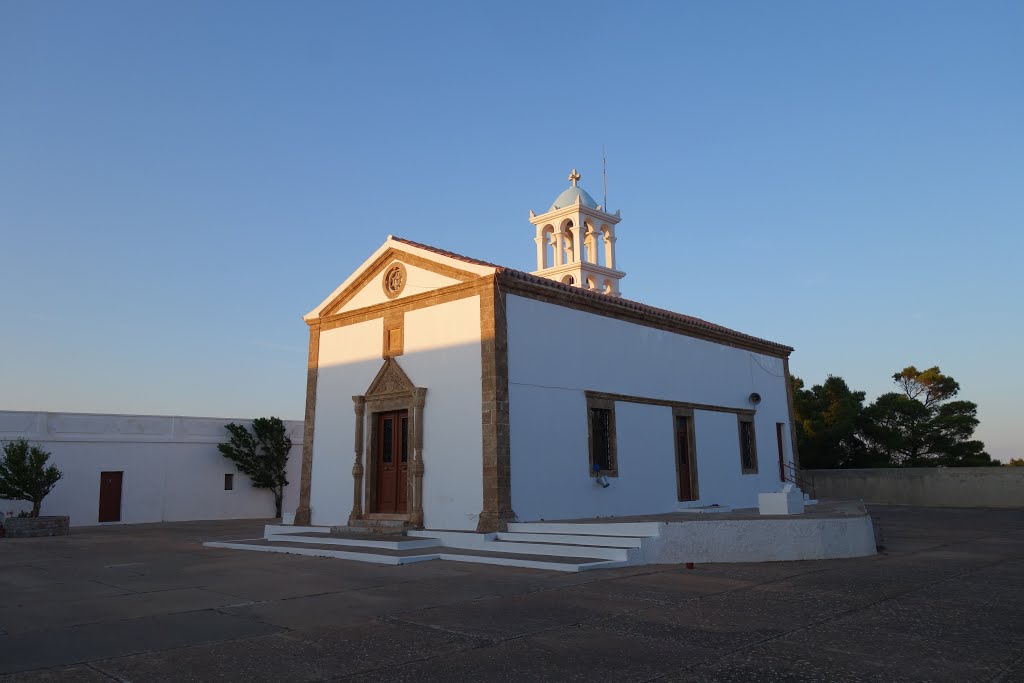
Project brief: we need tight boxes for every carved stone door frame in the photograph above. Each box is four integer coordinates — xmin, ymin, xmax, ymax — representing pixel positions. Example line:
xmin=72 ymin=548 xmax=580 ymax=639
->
xmin=349 ymin=358 xmax=426 ymax=527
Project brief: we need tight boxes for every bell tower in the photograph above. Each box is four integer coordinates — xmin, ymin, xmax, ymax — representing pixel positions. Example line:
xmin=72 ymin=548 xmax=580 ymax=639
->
xmin=529 ymin=169 xmax=624 ymax=296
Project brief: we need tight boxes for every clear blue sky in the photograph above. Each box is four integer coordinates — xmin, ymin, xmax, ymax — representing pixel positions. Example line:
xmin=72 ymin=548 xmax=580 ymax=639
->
xmin=1 ymin=2 xmax=1021 ymax=462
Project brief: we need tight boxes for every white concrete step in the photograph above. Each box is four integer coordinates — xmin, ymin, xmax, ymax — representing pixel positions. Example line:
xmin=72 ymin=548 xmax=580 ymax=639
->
xmin=409 ymin=529 xmax=634 ymax=560
xmin=406 ymin=529 xmax=495 ymax=547
xmin=676 ymin=505 xmax=734 ymax=514
xmin=264 ymin=524 xmax=328 ymax=536
xmin=203 ymin=538 xmax=623 ymax=572
xmin=494 ymin=532 xmax=644 ymax=548
xmin=433 ymin=545 xmax=630 ymax=571
xmin=266 ymin=532 xmax=440 ymax=551
xmin=507 ymin=521 xmax=662 ymax=537
xmin=204 ymin=540 xmax=438 ymax=565
xmin=479 ymin=540 xmax=631 ymax=561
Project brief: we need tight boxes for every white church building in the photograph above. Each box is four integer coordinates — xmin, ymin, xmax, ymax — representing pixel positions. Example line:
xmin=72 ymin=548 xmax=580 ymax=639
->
xmin=292 ymin=170 xmax=803 ymax=534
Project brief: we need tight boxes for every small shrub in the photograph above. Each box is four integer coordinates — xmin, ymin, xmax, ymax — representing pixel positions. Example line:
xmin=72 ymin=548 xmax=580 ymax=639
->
xmin=0 ymin=439 xmax=63 ymax=517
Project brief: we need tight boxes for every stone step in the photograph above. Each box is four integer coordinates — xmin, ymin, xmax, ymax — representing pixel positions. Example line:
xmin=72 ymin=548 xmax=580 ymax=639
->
xmin=343 ymin=519 xmax=411 ymax=535
xmin=203 ymin=538 xmax=623 ymax=572
xmin=494 ymin=532 xmax=644 ymax=548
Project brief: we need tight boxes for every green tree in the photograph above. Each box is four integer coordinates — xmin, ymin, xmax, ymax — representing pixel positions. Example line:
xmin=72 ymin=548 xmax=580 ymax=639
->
xmin=0 ymin=439 xmax=63 ymax=517
xmin=1007 ymin=458 xmax=1024 ymax=466
xmin=218 ymin=417 xmax=293 ymax=518
xmin=861 ymin=366 xmax=994 ymax=467
xmin=792 ymin=375 xmax=872 ymax=468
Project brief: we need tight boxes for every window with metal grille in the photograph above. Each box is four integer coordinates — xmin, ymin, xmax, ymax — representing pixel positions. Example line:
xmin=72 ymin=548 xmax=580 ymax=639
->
xmin=738 ymin=417 xmax=758 ymax=474
xmin=587 ymin=397 xmax=618 ymax=476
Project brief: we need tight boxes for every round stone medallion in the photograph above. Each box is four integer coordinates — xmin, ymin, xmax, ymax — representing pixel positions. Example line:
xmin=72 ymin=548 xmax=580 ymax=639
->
xmin=382 ymin=262 xmax=407 ymax=299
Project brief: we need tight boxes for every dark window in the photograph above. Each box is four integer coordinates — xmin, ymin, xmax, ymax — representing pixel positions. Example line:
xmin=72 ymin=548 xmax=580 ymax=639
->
xmin=585 ymin=395 xmax=618 ymax=476
xmin=224 ymin=473 xmax=234 ymax=491
xmin=739 ymin=418 xmax=758 ymax=473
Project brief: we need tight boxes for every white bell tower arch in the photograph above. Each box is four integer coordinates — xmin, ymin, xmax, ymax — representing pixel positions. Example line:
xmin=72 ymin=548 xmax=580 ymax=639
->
xmin=529 ymin=169 xmax=624 ymax=296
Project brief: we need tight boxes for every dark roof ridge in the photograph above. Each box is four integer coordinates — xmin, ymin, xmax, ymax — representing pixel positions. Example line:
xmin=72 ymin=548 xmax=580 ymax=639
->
xmin=389 ymin=235 xmax=792 ymax=354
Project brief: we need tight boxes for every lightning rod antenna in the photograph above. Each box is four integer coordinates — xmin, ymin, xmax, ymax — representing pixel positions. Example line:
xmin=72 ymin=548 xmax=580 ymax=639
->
xmin=602 ymin=145 xmax=607 ymax=211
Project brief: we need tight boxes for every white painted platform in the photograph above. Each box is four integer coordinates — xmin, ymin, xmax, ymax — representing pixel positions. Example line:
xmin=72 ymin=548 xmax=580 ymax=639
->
xmin=204 ymin=501 xmax=875 ymax=571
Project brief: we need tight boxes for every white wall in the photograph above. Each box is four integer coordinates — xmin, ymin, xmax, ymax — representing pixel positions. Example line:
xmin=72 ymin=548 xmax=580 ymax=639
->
xmin=309 ymin=318 xmax=384 ymax=526
xmin=308 ymin=296 xmax=483 ymax=530
xmin=507 ymin=294 xmax=793 ymax=522
xmin=0 ymin=411 xmax=303 ymax=526
xmin=403 ymin=296 xmax=483 ymax=530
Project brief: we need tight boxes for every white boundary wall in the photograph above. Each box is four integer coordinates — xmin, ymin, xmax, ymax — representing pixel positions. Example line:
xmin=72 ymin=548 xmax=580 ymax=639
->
xmin=506 ymin=294 xmax=795 ymax=522
xmin=0 ymin=411 xmax=302 ymax=526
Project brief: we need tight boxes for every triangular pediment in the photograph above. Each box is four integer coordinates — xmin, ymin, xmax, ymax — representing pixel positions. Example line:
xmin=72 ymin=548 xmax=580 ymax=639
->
xmin=365 ymin=358 xmax=416 ymax=397
xmin=307 ymin=237 xmax=497 ymax=320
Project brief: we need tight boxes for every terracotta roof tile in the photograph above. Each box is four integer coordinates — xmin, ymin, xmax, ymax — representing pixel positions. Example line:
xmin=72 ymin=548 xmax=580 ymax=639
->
xmin=390 ymin=235 xmax=792 ymax=353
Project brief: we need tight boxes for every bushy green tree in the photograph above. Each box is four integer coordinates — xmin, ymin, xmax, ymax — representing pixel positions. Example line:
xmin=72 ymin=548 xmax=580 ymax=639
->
xmin=861 ymin=366 xmax=994 ymax=467
xmin=793 ymin=365 xmax=993 ymax=468
xmin=792 ymin=375 xmax=871 ymax=468
xmin=218 ymin=417 xmax=293 ymax=517
xmin=0 ymin=439 xmax=63 ymax=517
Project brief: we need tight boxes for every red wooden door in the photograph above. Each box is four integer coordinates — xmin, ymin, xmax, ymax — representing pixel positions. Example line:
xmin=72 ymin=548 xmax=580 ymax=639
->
xmin=675 ymin=415 xmax=695 ymax=501
xmin=98 ymin=471 xmax=123 ymax=522
xmin=374 ymin=411 xmax=409 ymax=513
xmin=777 ymin=423 xmax=786 ymax=481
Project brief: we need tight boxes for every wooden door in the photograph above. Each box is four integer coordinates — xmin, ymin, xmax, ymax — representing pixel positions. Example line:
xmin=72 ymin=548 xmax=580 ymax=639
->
xmin=373 ymin=411 xmax=409 ymax=514
xmin=675 ymin=415 xmax=696 ymax=501
xmin=776 ymin=423 xmax=786 ymax=481
xmin=98 ymin=471 xmax=123 ymax=522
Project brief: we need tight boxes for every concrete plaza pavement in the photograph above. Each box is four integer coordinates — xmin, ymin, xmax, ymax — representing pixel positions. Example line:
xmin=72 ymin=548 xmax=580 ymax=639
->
xmin=1 ymin=505 xmax=1022 ymax=682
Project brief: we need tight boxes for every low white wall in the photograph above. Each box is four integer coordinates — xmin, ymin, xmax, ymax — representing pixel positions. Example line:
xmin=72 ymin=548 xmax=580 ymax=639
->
xmin=649 ymin=515 xmax=877 ymax=563
xmin=0 ymin=411 xmax=302 ymax=526
xmin=808 ymin=468 xmax=1024 ymax=508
